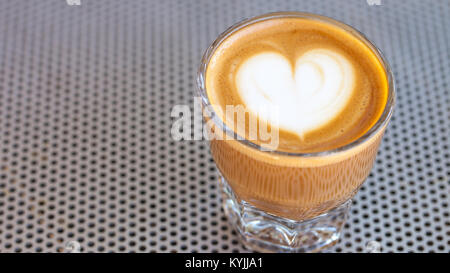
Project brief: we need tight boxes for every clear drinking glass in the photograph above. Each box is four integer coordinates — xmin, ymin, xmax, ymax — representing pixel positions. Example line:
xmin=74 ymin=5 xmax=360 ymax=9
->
xmin=197 ymin=12 xmax=395 ymax=253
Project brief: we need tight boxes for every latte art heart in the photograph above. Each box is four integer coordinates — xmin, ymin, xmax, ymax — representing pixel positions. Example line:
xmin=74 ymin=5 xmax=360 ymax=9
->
xmin=235 ymin=49 xmax=355 ymax=138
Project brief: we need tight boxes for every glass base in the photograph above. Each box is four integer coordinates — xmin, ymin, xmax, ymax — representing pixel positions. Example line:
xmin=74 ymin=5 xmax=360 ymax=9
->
xmin=220 ymin=176 xmax=352 ymax=253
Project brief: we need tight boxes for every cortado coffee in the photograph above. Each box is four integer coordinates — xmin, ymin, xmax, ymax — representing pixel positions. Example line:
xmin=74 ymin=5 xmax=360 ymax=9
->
xmin=200 ymin=12 xmax=393 ymax=244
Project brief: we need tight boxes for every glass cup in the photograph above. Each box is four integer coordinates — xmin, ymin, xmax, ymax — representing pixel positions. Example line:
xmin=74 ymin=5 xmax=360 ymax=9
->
xmin=197 ymin=12 xmax=395 ymax=253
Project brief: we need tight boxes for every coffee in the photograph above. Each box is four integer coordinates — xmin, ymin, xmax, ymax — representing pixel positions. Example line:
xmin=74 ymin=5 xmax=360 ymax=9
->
xmin=206 ymin=16 xmax=388 ymax=152
xmin=200 ymin=13 xmax=393 ymax=222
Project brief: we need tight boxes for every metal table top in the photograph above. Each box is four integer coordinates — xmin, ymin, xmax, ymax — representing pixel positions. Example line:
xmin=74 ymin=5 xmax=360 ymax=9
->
xmin=0 ymin=0 xmax=448 ymax=253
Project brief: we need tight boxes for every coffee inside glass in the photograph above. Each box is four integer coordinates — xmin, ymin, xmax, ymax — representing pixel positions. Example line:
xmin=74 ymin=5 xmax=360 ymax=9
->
xmin=197 ymin=12 xmax=395 ymax=252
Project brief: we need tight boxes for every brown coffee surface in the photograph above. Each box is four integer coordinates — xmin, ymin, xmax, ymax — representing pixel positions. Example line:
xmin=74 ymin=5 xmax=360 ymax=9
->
xmin=206 ymin=16 xmax=388 ymax=153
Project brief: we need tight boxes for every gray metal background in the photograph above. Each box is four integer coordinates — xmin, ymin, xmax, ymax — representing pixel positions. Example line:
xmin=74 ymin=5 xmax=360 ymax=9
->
xmin=0 ymin=0 xmax=448 ymax=253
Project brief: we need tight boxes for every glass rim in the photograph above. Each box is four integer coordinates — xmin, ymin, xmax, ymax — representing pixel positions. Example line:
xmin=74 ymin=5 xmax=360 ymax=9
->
xmin=196 ymin=11 xmax=395 ymax=157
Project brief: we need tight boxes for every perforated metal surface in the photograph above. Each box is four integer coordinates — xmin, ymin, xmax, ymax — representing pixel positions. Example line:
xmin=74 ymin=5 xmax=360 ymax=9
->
xmin=0 ymin=0 xmax=448 ymax=253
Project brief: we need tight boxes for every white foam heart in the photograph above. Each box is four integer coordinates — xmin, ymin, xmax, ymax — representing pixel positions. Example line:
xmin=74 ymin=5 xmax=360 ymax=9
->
xmin=235 ymin=49 xmax=355 ymax=139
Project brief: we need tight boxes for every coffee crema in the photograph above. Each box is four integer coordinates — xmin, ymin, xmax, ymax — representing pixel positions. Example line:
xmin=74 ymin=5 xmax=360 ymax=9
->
xmin=206 ymin=16 xmax=388 ymax=153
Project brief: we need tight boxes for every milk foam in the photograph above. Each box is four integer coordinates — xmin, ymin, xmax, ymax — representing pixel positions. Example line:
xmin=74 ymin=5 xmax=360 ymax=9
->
xmin=235 ymin=49 xmax=355 ymax=138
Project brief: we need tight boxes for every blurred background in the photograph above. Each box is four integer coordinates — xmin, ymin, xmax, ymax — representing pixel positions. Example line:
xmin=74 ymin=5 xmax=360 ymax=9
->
xmin=0 ymin=0 xmax=448 ymax=253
